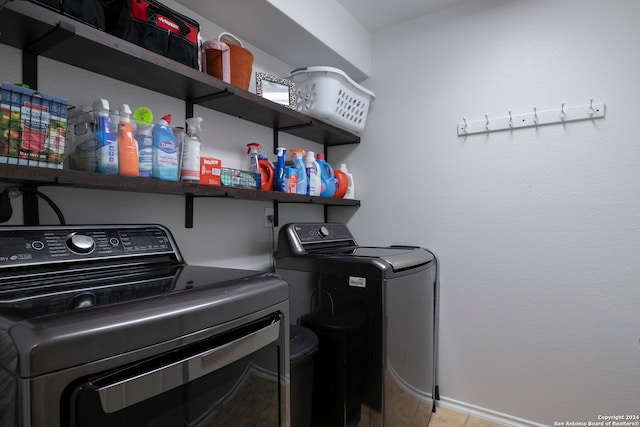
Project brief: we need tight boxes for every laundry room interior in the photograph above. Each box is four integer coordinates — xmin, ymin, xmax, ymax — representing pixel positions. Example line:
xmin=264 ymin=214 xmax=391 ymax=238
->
xmin=1 ymin=0 xmax=639 ymax=426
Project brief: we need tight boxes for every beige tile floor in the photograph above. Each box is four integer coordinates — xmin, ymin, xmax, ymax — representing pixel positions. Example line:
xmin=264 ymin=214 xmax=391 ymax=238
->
xmin=429 ymin=406 xmax=507 ymax=427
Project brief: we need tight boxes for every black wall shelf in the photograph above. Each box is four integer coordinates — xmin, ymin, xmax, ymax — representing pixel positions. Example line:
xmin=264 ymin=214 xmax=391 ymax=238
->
xmin=0 ymin=1 xmax=360 ymax=146
xmin=0 ymin=1 xmax=361 ymax=227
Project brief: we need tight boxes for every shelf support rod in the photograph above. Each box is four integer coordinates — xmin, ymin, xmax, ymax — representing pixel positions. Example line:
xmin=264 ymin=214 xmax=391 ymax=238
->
xmin=185 ymin=194 xmax=194 ymax=228
xmin=273 ymin=200 xmax=279 ymax=227
xmin=273 ymin=127 xmax=279 ymax=155
xmin=188 ymin=88 xmax=234 ymax=105
xmin=185 ymin=101 xmax=194 ymax=121
xmin=25 ymin=21 xmax=76 ymax=55
xmin=22 ymin=184 xmax=40 ymax=226
xmin=21 ymin=21 xmax=75 ymax=89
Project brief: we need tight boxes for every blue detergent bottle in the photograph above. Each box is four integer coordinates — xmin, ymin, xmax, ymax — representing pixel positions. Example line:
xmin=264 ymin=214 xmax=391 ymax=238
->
xmin=152 ymin=114 xmax=179 ymax=181
xmin=275 ymin=147 xmax=287 ymax=192
xmin=316 ymin=153 xmax=336 ymax=197
xmin=93 ymin=99 xmax=118 ymax=175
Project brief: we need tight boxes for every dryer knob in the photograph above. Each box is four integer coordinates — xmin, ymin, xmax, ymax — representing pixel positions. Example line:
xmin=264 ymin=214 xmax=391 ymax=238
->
xmin=67 ymin=234 xmax=95 ymax=254
xmin=318 ymin=226 xmax=330 ymax=238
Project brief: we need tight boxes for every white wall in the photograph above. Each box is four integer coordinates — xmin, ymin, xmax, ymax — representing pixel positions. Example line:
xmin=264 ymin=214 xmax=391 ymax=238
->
xmin=332 ymin=0 xmax=640 ymax=424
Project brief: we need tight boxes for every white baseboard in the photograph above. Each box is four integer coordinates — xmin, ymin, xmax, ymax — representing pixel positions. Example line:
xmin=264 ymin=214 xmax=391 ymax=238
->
xmin=386 ymin=362 xmax=548 ymax=427
xmin=435 ymin=396 xmax=549 ymax=427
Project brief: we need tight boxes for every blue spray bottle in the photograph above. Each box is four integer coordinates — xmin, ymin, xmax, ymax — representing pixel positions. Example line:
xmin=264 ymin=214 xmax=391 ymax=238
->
xmin=275 ymin=147 xmax=287 ymax=192
xmin=290 ymin=149 xmax=308 ymax=195
xmin=93 ymin=99 xmax=118 ymax=175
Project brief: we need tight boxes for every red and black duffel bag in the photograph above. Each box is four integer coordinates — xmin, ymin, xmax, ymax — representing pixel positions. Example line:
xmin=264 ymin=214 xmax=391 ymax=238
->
xmin=112 ymin=0 xmax=200 ymax=69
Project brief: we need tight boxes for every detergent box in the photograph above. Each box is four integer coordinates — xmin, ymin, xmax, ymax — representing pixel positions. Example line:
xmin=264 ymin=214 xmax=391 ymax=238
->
xmin=0 ymin=82 xmax=68 ymax=169
xmin=200 ymin=157 xmax=221 ymax=186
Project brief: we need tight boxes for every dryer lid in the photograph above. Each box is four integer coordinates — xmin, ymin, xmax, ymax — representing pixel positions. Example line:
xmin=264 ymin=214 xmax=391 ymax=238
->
xmin=313 ymin=246 xmax=433 ymax=271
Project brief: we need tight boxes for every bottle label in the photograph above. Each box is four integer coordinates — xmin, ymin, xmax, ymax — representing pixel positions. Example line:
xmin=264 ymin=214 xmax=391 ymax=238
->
xmin=180 ymin=140 xmax=201 ymax=181
xmin=135 ymin=134 xmax=153 ymax=178
xmin=153 ymin=138 xmax=179 ymax=181
xmin=96 ymin=115 xmax=118 ymax=174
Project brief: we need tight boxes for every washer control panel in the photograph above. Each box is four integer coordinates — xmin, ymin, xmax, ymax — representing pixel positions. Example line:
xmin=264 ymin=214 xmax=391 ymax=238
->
xmin=277 ymin=223 xmax=358 ymax=256
xmin=292 ymin=223 xmax=354 ymax=244
xmin=0 ymin=225 xmax=178 ymax=268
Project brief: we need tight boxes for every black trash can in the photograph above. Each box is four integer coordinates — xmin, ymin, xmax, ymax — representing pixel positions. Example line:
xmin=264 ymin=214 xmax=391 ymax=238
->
xmin=290 ymin=325 xmax=319 ymax=427
xmin=300 ymin=305 xmax=367 ymax=427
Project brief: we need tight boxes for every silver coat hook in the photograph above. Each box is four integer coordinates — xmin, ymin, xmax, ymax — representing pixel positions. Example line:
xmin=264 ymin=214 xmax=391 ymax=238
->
xmin=508 ymin=110 xmax=513 ymax=128
xmin=560 ymin=102 xmax=566 ymax=121
xmin=462 ymin=117 xmax=468 ymax=133
xmin=588 ymin=97 xmax=595 ymax=117
xmin=533 ymin=106 xmax=538 ymax=125
xmin=485 ymin=114 xmax=490 ymax=130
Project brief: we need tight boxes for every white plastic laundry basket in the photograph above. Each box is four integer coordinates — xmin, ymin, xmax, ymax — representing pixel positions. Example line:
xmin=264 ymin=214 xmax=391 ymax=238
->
xmin=290 ymin=66 xmax=375 ymax=135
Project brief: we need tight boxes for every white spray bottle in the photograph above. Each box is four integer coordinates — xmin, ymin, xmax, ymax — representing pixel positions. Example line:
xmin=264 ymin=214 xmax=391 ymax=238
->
xmin=181 ymin=117 xmax=202 ymax=182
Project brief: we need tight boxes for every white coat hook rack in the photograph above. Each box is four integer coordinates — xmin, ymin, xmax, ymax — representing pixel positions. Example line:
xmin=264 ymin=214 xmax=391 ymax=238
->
xmin=457 ymin=99 xmax=606 ymax=136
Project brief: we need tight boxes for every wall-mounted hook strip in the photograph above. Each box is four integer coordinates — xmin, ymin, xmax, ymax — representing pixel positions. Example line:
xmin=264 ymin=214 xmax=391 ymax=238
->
xmin=457 ymin=99 xmax=606 ymax=136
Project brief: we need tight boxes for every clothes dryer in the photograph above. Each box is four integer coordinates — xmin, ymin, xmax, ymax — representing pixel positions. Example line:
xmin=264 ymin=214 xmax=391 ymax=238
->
xmin=275 ymin=223 xmax=439 ymax=427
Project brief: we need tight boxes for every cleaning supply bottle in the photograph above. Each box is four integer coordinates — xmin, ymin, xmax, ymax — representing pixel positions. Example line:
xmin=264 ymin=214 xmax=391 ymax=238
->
xmin=275 ymin=147 xmax=287 ymax=192
xmin=286 ymin=166 xmax=298 ymax=193
xmin=181 ymin=117 xmax=202 ymax=182
xmin=334 ymin=168 xmax=348 ymax=198
xmin=316 ymin=153 xmax=336 ymax=197
xmin=134 ymin=106 xmax=154 ymax=178
xmin=116 ymin=104 xmax=138 ymax=177
xmin=152 ymin=114 xmax=179 ymax=181
xmin=246 ymin=142 xmax=262 ymax=189
xmin=290 ymin=149 xmax=308 ymax=195
xmin=93 ymin=98 xmax=118 ymax=175
xmin=257 ymin=145 xmax=274 ymax=191
xmin=304 ymin=150 xmax=321 ymax=196
xmin=339 ymin=163 xmax=355 ymax=199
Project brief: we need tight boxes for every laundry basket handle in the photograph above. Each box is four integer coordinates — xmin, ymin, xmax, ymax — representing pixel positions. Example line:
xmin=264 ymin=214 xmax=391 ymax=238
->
xmin=218 ymin=32 xmax=244 ymax=47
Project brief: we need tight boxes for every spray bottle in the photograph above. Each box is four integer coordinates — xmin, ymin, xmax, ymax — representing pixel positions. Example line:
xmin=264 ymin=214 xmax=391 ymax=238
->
xmin=134 ymin=106 xmax=154 ymax=178
xmin=275 ymin=147 xmax=287 ymax=192
xmin=152 ymin=114 xmax=179 ymax=181
xmin=181 ymin=117 xmax=202 ymax=182
xmin=304 ymin=150 xmax=321 ymax=196
xmin=93 ymin=98 xmax=118 ymax=175
xmin=290 ymin=149 xmax=308 ymax=195
xmin=316 ymin=153 xmax=336 ymax=197
xmin=116 ymin=104 xmax=138 ymax=177
xmin=246 ymin=142 xmax=262 ymax=189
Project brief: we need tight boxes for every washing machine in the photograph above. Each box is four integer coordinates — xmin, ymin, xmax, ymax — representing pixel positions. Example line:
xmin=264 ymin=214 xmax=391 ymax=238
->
xmin=275 ymin=223 xmax=439 ymax=427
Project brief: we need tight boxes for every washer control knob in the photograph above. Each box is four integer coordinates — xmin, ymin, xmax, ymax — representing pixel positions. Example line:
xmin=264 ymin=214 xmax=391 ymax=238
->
xmin=318 ymin=226 xmax=330 ymax=238
xmin=67 ymin=234 xmax=95 ymax=254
